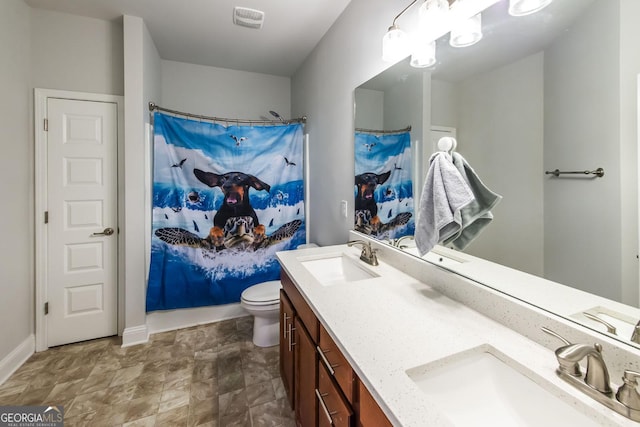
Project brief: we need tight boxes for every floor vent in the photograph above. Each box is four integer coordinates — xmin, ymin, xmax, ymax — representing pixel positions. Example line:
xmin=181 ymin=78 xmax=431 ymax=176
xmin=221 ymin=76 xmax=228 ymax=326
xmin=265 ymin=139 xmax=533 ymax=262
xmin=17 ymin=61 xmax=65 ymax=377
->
xmin=233 ymin=7 xmax=265 ymax=29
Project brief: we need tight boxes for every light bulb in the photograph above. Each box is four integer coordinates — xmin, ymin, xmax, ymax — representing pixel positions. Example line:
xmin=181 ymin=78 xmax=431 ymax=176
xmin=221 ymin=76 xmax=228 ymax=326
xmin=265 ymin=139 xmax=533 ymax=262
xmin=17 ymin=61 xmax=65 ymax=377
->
xmin=418 ymin=0 xmax=451 ymax=40
xmin=508 ymin=0 xmax=553 ymax=17
xmin=410 ymin=40 xmax=437 ymax=68
xmin=450 ymin=13 xmax=483 ymax=47
xmin=382 ymin=26 xmax=411 ymax=63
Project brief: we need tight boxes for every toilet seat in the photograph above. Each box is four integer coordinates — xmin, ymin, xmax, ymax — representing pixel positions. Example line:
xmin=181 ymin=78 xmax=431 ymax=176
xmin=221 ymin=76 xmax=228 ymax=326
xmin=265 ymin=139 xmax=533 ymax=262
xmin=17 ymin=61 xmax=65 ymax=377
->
xmin=241 ymin=280 xmax=281 ymax=306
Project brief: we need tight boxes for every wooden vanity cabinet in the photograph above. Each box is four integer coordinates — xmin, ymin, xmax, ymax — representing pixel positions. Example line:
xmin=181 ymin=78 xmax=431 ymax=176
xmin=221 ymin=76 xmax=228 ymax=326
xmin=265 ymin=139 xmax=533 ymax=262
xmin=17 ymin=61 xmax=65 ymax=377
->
xmin=280 ymin=270 xmax=391 ymax=427
xmin=295 ymin=316 xmax=318 ymax=426
xmin=279 ymin=289 xmax=296 ymax=409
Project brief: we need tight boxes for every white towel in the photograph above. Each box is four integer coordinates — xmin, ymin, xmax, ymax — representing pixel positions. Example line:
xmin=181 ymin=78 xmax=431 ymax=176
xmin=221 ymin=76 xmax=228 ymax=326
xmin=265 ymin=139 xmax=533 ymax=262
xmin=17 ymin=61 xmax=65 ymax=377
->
xmin=415 ymin=152 xmax=475 ymax=256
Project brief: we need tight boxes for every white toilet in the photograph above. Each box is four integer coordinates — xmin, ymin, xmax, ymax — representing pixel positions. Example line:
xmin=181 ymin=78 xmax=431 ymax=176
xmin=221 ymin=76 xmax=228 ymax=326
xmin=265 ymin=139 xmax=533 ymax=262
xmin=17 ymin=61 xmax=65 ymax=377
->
xmin=241 ymin=243 xmax=318 ymax=347
xmin=241 ymin=280 xmax=282 ymax=347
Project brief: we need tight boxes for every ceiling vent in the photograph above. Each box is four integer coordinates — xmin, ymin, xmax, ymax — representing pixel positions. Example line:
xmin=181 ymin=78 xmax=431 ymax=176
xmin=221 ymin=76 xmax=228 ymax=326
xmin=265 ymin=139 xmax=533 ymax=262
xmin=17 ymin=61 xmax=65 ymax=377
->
xmin=233 ymin=7 xmax=265 ymax=29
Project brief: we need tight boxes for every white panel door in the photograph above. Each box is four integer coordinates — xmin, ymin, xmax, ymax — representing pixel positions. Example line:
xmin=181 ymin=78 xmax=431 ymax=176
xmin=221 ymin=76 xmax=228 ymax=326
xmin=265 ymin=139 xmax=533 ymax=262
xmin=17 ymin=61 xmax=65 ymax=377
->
xmin=47 ymin=98 xmax=118 ymax=347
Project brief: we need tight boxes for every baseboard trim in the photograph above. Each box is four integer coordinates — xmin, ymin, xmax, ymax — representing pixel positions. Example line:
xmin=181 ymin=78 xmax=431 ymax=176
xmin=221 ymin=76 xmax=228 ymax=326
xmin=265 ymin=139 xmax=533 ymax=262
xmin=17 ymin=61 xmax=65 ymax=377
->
xmin=0 ymin=335 xmax=35 ymax=386
xmin=121 ymin=324 xmax=149 ymax=348
xmin=147 ymin=303 xmax=248 ymax=335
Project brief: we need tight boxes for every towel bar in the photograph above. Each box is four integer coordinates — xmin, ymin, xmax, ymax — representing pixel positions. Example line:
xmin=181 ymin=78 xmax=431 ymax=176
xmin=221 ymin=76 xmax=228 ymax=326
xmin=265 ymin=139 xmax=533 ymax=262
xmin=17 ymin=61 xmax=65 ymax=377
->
xmin=545 ymin=168 xmax=604 ymax=178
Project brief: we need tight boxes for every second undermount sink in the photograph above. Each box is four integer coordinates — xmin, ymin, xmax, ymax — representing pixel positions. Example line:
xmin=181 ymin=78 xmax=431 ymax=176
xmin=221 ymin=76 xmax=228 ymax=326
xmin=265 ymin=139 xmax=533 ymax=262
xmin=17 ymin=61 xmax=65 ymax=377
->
xmin=300 ymin=253 xmax=379 ymax=285
xmin=406 ymin=346 xmax=601 ymax=427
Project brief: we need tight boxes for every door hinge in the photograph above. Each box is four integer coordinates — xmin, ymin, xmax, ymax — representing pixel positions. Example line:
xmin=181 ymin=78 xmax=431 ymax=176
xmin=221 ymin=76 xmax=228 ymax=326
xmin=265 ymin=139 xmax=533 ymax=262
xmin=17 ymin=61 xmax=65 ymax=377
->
xmin=44 ymin=211 xmax=48 ymax=224
xmin=44 ymin=302 xmax=49 ymax=315
xmin=44 ymin=118 xmax=48 ymax=131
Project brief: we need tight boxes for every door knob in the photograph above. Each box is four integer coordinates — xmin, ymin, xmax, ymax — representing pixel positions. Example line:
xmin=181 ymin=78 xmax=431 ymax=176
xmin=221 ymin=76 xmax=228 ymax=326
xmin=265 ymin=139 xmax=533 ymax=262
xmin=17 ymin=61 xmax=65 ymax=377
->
xmin=92 ymin=227 xmax=115 ymax=237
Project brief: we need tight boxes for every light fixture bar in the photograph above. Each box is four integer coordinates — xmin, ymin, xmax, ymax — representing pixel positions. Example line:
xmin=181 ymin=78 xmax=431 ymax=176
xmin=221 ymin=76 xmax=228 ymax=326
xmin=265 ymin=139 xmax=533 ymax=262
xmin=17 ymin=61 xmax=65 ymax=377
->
xmin=390 ymin=0 xmax=420 ymax=28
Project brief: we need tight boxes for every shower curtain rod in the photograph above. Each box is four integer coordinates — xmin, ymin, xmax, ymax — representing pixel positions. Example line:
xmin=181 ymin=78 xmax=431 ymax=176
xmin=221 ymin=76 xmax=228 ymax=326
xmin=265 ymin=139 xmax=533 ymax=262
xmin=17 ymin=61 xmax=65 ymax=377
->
xmin=149 ymin=102 xmax=306 ymax=125
xmin=355 ymin=126 xmax=412 ymax=135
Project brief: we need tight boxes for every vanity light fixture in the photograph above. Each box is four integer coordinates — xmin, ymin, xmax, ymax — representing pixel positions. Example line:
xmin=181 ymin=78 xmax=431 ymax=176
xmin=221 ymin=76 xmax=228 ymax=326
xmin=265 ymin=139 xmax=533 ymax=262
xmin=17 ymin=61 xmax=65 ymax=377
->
xmin=383 ymin=0 xmax=553 ymax=67
xmin=382 ymin=0 xmax=420 ymax=63
xmin=508 ymin=0 xmax=553 ymax=17
xmin=383 ymin=0 xmax=500 ymax=68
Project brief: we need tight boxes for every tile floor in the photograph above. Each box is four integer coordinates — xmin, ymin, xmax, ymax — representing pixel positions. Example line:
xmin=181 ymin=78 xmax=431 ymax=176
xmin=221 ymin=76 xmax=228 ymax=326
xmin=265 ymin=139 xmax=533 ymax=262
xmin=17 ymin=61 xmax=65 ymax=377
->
xmin=0 ymin=316 xmax=295 ymax=426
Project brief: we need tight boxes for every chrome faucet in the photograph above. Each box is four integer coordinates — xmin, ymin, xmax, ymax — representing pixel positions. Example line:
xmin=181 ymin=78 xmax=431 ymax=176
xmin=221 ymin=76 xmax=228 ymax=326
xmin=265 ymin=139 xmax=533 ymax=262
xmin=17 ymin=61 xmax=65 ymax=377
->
xmin=630 ymin=320 xmax=640 ymax=344
xmin=393 ymin=235 xmax=415 ymax=249
xmin=347 ymin=240 xmax=379 ymax=266
xmin=555 ymin=342 xmax=612 ymax=394
xmin=542 ymin=327 xmax=640 ymax=422
xmin=542 ymin=326 xmax=611 ymax=393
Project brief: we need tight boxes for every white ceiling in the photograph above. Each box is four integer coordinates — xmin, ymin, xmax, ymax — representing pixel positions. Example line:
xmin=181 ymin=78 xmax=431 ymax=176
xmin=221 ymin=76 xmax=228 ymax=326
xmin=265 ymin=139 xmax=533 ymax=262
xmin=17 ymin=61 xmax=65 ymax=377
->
xmin=24 ymin=0 xmax=353 ymax=77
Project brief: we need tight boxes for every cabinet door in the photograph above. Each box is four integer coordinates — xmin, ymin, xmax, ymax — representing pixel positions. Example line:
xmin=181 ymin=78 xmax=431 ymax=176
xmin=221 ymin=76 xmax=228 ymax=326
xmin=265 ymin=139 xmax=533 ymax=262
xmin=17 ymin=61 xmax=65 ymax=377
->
xmin=317 ymin=362 xmax=353 ymax=427
xmin=295 ymin=318 xmax=317 ymax=427
xmin=280 ymin=290 xmax=295 ymax=409
xmin=357 ymin=380 xmax=392 ymax=427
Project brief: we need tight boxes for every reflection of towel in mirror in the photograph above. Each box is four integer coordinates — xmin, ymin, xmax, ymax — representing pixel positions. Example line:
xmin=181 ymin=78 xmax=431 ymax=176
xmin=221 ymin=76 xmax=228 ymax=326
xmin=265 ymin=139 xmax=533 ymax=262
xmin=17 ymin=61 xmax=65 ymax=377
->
xmin=442 ymin=152 xmax=502 ymax=250
xmin=415 ymin=152 xmax=475 ymax=256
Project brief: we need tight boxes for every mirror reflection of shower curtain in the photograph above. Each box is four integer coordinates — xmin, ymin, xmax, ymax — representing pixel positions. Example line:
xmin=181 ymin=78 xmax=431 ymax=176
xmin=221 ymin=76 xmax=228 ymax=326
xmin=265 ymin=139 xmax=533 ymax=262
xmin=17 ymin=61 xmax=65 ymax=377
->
xmin=354 ymin=130 xmax=414 ymax=240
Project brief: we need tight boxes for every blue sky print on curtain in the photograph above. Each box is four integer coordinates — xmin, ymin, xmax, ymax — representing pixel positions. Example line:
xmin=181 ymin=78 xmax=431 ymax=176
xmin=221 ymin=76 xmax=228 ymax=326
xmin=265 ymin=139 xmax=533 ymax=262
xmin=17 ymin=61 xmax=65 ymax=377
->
xmin=354 ymin=130 xmax=414 ymax=240
xmin=147 ymin=112 xmax=305 ymax=312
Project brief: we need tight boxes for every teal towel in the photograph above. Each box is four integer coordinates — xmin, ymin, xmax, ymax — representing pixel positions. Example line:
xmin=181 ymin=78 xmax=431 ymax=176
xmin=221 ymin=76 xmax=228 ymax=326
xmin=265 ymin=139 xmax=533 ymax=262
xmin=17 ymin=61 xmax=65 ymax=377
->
xmin=442 ymin=152 xmax=502 ymax=250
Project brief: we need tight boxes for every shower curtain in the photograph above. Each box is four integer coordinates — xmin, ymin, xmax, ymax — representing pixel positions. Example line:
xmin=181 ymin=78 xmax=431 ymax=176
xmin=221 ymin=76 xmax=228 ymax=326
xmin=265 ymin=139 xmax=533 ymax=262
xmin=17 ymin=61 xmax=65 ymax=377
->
xmin=354 ymin=130 xmax=414 ymax=240
xmin=147 ymin=112 xmax=305 ymax=312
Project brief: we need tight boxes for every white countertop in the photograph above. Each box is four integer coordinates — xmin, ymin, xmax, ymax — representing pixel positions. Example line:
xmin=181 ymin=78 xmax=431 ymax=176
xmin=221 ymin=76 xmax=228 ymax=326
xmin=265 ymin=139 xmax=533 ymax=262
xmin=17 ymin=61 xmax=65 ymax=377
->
xmin=277 ymin=244 xmax=635 ymax=427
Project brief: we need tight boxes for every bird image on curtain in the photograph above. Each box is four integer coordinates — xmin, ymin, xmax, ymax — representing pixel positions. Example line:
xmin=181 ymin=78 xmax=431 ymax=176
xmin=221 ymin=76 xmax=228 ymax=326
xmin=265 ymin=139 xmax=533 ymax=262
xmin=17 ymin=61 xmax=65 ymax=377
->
xmin=147 ymin=112 xmax=305 ymax=312
xmin=354 ymin=129 xmax=414 ymax=240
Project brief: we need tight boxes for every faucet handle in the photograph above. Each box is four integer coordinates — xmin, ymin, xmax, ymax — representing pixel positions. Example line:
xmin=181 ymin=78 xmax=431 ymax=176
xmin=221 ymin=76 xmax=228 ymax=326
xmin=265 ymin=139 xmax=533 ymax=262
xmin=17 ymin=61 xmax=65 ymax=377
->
xmin=631 ymin=322 xmax=640 ymax=344
xmin=616 ymin=370 xmax=640 ymax=410
xmin=541 ymin=327 xmax=582 ymax=376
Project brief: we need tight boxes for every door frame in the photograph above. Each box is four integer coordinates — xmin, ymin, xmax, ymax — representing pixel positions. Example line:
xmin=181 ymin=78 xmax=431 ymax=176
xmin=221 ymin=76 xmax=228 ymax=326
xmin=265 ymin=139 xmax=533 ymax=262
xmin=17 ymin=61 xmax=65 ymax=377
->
xmin=34 ymin=88 xmax=124 ymax=352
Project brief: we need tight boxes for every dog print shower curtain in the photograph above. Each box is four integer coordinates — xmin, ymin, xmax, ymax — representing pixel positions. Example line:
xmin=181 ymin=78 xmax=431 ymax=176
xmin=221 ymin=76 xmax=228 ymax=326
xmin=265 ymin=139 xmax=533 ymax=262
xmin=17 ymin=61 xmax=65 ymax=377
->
xmin=147 ymin=112 xmax=305 ymax=312
xmin=354 ymin=129 xmax=414 ymax=240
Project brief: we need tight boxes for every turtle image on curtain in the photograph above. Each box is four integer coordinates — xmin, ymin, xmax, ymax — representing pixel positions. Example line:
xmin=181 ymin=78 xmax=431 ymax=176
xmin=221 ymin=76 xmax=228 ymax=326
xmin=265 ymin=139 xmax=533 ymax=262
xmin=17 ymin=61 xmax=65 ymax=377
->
xmin=147 ymin=112 xmax=305 ymax=312
xmin=354 ymin=129 xmax=414 ymax=240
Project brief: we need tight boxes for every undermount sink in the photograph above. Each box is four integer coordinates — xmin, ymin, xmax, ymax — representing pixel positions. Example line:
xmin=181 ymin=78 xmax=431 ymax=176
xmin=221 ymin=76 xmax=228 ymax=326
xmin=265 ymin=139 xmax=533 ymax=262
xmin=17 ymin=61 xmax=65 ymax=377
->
xmin=300 ymin=253 xmax=379 ymax=285
xmin=406 ymin=346 xmax=600 ymax=427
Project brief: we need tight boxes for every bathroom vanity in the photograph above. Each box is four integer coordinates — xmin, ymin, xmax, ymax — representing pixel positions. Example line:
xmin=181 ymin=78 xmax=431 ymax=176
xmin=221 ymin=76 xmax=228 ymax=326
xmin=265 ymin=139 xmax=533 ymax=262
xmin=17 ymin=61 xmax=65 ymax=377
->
xmin=279 ymin=265 xmax=391 ymax=426
xmin=277 ymin=243 xmax=640 ymax=426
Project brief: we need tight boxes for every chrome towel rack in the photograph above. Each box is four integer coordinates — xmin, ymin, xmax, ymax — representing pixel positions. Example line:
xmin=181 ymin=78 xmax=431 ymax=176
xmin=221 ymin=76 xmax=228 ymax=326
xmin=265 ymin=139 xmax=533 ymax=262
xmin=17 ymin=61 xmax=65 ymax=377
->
xmin=545 ymin=168 xmax=604 ymax=178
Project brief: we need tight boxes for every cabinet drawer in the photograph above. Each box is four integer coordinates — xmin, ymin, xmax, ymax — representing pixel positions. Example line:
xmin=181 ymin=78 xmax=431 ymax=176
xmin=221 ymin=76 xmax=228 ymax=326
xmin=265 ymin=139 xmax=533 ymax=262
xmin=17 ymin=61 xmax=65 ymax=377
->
xmin=319 ymin=324 xmax=355 ymax=404
xmin=281 ymin=271 xmax=318 ymax=343
xmin=317 ymin=362 xmax=353 ymax=427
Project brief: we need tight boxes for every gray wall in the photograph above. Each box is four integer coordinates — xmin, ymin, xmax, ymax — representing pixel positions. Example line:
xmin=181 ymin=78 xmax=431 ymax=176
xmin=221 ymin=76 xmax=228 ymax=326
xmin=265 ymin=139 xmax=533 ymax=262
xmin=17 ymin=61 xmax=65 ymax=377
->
xmin=161 ymin=60 xmax=291 ymax=119
xmin=454 ymin=53 xmax=545 ymax=276
xmin=291 ymin=0 xmax=400 ymax=246
xmin=31 ymin=9 xmax=124 ymax=96
xmin=354 ymin=88 xmax=383 ymax=130
xmin=619 ymin=0 xmax=640 ymax=306
xmin=544 ymin=0 xmax=621 ymax=300
xmin=0 ymin=0 xmax=32 ymax=368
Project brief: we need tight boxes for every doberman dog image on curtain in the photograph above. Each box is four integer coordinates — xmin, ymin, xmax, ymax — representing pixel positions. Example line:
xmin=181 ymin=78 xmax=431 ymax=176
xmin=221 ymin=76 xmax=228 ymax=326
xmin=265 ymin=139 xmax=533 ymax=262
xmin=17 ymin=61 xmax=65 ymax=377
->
xmin=147 ymin=112 xmax=305 ymax=311
xmin=354 ymin=129 xmax=414 ymax=240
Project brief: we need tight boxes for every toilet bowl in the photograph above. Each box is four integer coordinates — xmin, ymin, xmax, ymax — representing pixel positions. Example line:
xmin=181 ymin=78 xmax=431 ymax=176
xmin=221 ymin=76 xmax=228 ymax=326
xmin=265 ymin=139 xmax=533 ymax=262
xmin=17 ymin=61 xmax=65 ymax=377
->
xmin=241 ymin=280 xmax=282 ymax=347
xmin=241 ymin=243 xmax=318 ymax=347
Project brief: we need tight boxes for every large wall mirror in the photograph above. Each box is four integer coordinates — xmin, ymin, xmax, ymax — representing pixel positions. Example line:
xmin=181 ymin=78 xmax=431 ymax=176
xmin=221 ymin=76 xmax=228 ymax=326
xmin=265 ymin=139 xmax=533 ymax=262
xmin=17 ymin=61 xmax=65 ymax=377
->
xmin=354 ymin=0 xmax=640 ymax=349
